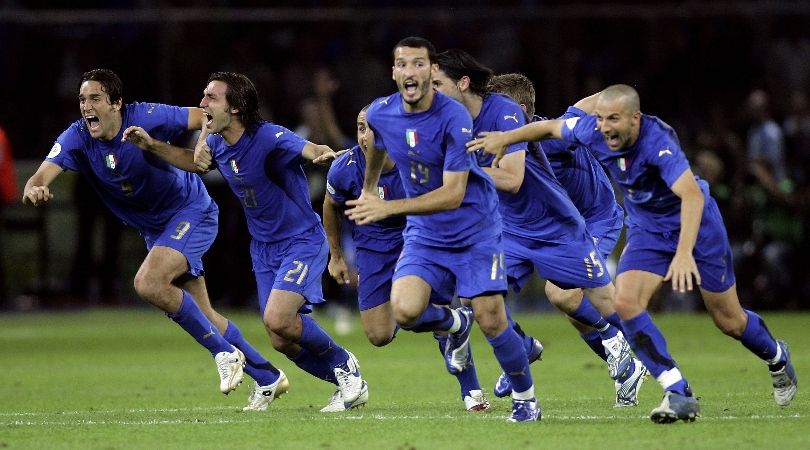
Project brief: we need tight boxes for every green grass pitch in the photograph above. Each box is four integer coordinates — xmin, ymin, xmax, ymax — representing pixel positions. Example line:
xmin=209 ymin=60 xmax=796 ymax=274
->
xmin=1 ymin=309 xmax=807 ymax=449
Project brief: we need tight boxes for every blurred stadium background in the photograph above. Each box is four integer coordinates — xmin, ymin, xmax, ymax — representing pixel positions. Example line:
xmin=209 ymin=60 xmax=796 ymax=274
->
xmin=1 ymin=1 xmax=809 ymax=315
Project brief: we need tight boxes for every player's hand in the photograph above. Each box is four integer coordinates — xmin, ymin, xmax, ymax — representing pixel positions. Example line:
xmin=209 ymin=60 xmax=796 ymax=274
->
xmin=22 ymin=185 xmax=53 ymax=207
xmin=663 ymin=251 xmax=701 ymax=293
xmin=313 ymin=148 xmax=348 ymax=165
xmin=328 ymin=255 xmax=352 ymax=285
xmin=466 ymin=131 xmax=508 ymax=167
xmin=194 ymin=142 xmax=213 ymax=172
xmin=345 ymin=191 xmax=390 ymax=225
xmin=122 ymin=126 xmax=154 ymax=150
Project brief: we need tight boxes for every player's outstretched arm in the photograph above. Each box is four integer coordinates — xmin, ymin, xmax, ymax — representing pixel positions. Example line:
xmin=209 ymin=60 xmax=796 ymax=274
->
xmin=122 ymin=126 xmax=201 ymax=173
xmin=466 ymin=119 xmax=564 ymax=166
xmin=308 ymin=143 xmax=347 ymax=165
xmin=22 ymin=161 xmax=61 ymax=206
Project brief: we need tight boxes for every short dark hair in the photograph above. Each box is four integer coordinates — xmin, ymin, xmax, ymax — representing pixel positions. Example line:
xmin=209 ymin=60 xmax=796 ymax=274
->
xmin=434 ymin=49 xmax=493 ymax=97
xmin=488 ymin=73 xmax=536 ymax=117
xmin=79 ymin=69 xmax=123 ymax=104
xmin=207 ymin=71 xmax=262 ymax=131
xmin=392 ymin=36 xmax=437 ymax=64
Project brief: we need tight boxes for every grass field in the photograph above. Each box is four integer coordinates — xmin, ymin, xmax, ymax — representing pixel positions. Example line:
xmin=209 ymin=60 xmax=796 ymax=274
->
xmin=1 ymin=309 xmax=807 ymax=449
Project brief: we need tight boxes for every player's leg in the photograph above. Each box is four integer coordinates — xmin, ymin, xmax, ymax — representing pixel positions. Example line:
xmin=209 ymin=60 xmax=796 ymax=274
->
xmin=356 ymin=247 xmax=398 ymax=347
xmin=703 ymin=285 xmax=797 ymax=406
xmin=614 ymin=269 xmax=698 ymax=423
xmin=472 ymin=293 xmax=539 ymax=422
xmin=490 ymin=252 xmax=544 ymax=399
xmin=540 ymin=241 xmax=644 ymax=401
xmin=359 ymin=303 xmax=397 ymax=346
xmin=134 ymin=245 xmax=244 ymax=394
xmin=458 ymin=237 xmax=537 ymax=422
xmin=696 ymin=204 xmax=797 ymax=406
xmin=181 ymin=275 xmax=287 ymax=410
xmin=258 ymin=229 xmax=368 ymax=411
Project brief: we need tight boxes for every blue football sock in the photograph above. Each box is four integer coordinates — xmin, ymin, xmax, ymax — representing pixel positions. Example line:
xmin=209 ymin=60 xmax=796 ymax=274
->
xmin=622 ymin=311 xmax=690 ymax=395
xmin=288 ymin=347 xmax=336 ymax=384
xmin=401 ymin=304 xmax=456 ymax=333
xmin=569 ymin=300 xmax=617 ymax=339
xmin=487 ymin=327 xmax=533 ymax=394
xmin=434 ymin=333 xmax=482 ymax=399
xmin=738 ymin=310 xmax=781 ymax=370
xmin=504 ymin=303 xmax=539 ymax=358
xmin=167 ymin=292 xmax=232 ymax=356
xmin=604 ymin=312 xmax=625 ymax=334
xmin=581 ymin=329 xmax=608 ymax=361
xmin=299 ymin=314 xmax=348 ymax=368
xmin=224 ymin=321 xmax=279 ymax=386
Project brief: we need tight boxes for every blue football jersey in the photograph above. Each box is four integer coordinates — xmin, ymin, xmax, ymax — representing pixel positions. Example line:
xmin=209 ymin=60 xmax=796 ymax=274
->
xmin=474 ymin=94 xmax=587 ymax=243
xmin=48 ymin=102 xmax=213 ymax=238
xmin=365 ymin=91 xmax=501 ymax=247
xmin=539 ymin=107 xmax=624 ymax=231
xmin=561 ymin=113 xmax=711 ymax=232
xmin=206 ymin=122 xmax=322 ymax=242
xmin=326 ymin=145 xmax=406 ymax=252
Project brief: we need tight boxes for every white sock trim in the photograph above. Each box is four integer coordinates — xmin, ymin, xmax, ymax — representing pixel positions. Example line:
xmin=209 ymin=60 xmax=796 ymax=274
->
xmin=512 ymin=385 xmax=535 ymax=401
xmin=447 ymin=309 xmax=461 ymax=334
xmin=657 ymin=367 xmax=683 ymax=390
xmin=766 ymin=344 xmax=783 ymax=366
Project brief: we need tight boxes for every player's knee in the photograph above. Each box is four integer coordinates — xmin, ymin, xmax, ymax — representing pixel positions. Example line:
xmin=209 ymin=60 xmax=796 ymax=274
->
xmin=365 ymin=330 xmax=394 ymax=347
xmin=133 ymin=270 xmax=163 ymax=303
xmin=263 ymin=315 xmax=292 ymax=338
xmin=390 ymin=299 xmax=420 ymax=326
xmin=547 ymin=289 xmax=580 ymax=311
xmin=711 ymin=312 xmax=746 ymax=337
xmin=612 ymin=291 xmax=641 ymax=319
xmin=473 ymin=311 xmax=507 ymax=338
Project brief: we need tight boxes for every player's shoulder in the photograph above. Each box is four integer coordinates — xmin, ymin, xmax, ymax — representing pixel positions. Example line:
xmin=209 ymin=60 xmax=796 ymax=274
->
xmin=639 ymin=114 xmax=680 ymax=149
xmin=367 ymin=93 xmax=399 ymax=115
xmin=433 ymin=92 xmax=471 ymax=121
xmin=559 ymin=105 xmax=587 ymax=120
xmin=125 ymin=101 xmax=174 ymax=115
xmin=330 ymin=145 xmax=363 ymax=173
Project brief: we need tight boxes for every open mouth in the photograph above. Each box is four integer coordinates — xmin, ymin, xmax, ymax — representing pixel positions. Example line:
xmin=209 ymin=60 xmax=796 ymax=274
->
xmin=205 ymin=112 xmax=214 ymax=128
xmin=85 ymin=115 xmax=101 ymax=132
xmin=403 ymin=79 xmax=419 ymax=96
xmin=605 ymin=133 xmax=621 ymax=148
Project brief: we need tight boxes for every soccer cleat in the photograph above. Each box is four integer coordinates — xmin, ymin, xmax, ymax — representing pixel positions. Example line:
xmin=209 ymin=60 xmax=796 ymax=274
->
xmin=320 ymin=381 xmax=369 ymax=412
xmin=493 ymin=338 xmax=544 ymax=398
xmin=771 ymin=339 xmax=798 ymax=407
xmin=463 ymin=390 xmax=491 ymax=412
xmin=506 ymin=398 xmax=541 ymax=422
xmin=443 ymin=306 xmax=474 ymax=374
xmin=242 ymin=370 xmax=290 ymax=412
xmin=214 ymin=347 xmax=246 ymax=394
xmin=603 ymin=331 xmax=633 ymax=380
xmin=614 ymin=358 xmax=648 ymax=407
xmin=650 ymin=391 xmax=700 ymax=423
xmin=334 ymin=351 xmax=364 ymax=404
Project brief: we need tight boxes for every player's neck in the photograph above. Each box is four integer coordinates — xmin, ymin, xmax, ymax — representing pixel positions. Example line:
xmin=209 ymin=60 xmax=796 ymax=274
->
xmin=221 ymin=122 xmax=246 ymax=145
xmin=99 ymin=114 xmax=123 ymax=142
xmin=403 ymin=88 xmax=435 ymax=114
xmin=464 ymin=93 xmax=483 ymax=119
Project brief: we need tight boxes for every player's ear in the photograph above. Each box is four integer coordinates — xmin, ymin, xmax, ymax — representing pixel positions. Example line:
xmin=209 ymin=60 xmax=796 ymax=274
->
xmin=458 ymin=76 xmax=470 ymax=92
